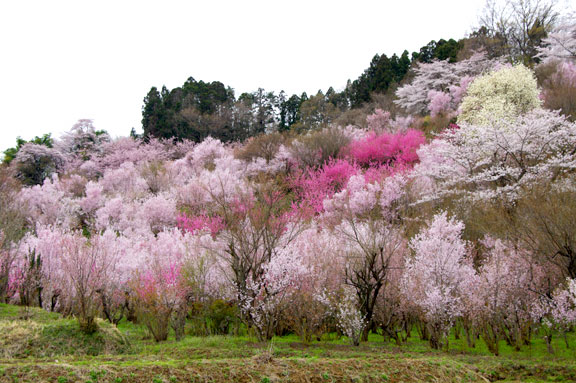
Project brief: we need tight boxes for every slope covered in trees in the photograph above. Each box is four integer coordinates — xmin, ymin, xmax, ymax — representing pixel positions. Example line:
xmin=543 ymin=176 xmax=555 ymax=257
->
xmin=1 ymin=3 xmax=576 ymax=381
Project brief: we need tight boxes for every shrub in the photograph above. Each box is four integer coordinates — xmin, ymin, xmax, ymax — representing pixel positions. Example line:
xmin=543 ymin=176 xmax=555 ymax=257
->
xmin=344 ymin=129 xmax=425 ymax=168
xmin=236 ymin=132 xmax=288 ymax=163
xmin=289 ymin=127 xmax=351 ymax=168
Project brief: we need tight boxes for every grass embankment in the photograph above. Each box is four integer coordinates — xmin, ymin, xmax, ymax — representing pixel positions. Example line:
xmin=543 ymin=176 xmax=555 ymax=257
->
xmin=1 ymin=304 xmax=576 ymax=382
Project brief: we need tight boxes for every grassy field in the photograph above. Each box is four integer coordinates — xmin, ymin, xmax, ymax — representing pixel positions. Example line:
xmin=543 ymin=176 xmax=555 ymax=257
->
xmin=1 ymin=304 xmax=576 ymax=382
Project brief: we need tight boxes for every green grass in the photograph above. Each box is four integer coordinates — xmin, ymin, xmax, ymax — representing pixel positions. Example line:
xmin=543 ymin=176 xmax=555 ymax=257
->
xmin=0 ymin=304 xmax=130 ymax=359
xmin=1 ymin=303 xmax=576 ymax=382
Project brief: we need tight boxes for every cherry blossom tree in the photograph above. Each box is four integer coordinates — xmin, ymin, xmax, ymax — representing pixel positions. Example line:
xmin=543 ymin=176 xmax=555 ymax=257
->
xmin=533 ymin=278 xmax=576 ymax=349
xmin=316 ymin=287 xmax=365 ymax=346
xmin=537 ymin=20 xmax=576 ymax=63
xmin=402 ymin=212 xmax=475 ymax=349
xmin=193 ymin=183 xmax=307 ymax=341
xmin=471 ymin=239 xmax=545 ymax=354
xmin=412 ymin=109 xmax=576 ymax=203
xmin=366 ymin=109 xmax=391 ymax=131
xmin=17 ymin=228 xmax=121 ymax=333
xmin=133 ymin=261 xmax=187 ymax=341
xmin=337 ymin=219 xmax=406 ymax=341
xmin=395 ymin=52 xmax=498 ymax=115
xmin=57 ymin=119 xmax=110 ymax=164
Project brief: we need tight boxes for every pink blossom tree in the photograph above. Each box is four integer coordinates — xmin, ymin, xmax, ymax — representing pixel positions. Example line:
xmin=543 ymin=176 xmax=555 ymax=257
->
xmin=537 ymin=20 xmax=576 ymax=63
xmin=201 ymin=184 xmax=307 ymax=341
xmin=57 ymin=119 xmax=110 ymax=166
xmin=535 ymin=278 xmax=576 ymax=349
xmin=395 ymin=52 xmax=498 ymax=115
xmin=366 ymin=109 xmax=391 ymax=131
xmin=402 ymin=213 xmax=475 ymax=349
xmin=133 ymin=261 xmax=187 ymax=341
xmin=471 ymin=239 xmax=545 ymax=354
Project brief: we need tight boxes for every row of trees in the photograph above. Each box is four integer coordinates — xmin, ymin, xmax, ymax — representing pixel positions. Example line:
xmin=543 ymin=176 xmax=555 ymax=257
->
xmin=140 ymin=0 xmax=569 ymax=144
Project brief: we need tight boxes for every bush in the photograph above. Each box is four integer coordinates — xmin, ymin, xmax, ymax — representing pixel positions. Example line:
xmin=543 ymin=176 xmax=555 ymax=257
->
xmin=189 ymin=300 xmax=240 ymax=336
xmin=236 ymin=132 xmax=288 ymax=163
xmin=289 ymin=127 xmax=351 ymax=168
xmin=344 ymin=129 xmax=425 ymax=167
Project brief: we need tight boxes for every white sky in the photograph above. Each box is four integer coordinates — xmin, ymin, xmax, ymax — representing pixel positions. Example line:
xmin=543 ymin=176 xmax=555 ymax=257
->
xmin=0 ymin=0 xmax=488 ymax=152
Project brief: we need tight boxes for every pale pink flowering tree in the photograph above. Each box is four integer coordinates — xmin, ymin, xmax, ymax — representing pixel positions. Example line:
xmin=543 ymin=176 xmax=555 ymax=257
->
xmin=283 ymin=225 xmax=347 ymax=341
xmin=320 ymin=171 xmax=408 ymax=342
xmin=323 ymin=174 xmax=379 ymax=220
xmin=239 ymin=244 xmax=309 ymax=341
xmin=533 ymin=278 xmax=576 ymax=349
xmin=57 ymin=119 xmax=110 ymax=168
xmin=130 ymin=229 xmax=205 ymax=341
xmin=537 ymin=20 xmax=576 ymax=63
xmin=322 ymin=172 xmax=407 ymax=222
xmin=449 ymin=75 xmax=474 ymax=106
xmin=402 ymin=212 xmax=475 ymax=349
xmin=18 ymin=176 xmax=80 ymax=229
xmin=427 ymin=90 xmax=453 ymax=117
xmin=395 ymin=59 xmax=459 ymax=115
xmin=202 ymin=185 xmax=307 ymax=340
xmin=63 ymin=231 xmax=121 ymax=333
xmin=316 ymin=286 xmax=366 ymax=346
xmin=100 ymin=162 xmax=149 ymax=198
xmin=185 ymin=136 xmax=231 ymax=171
xmin=366 ymin=109 xmax=391 ymax=131
xmin=88 ymin=137 xmax=181 ymax=178
xmin=470 ymin=239 xmax=545 ymax=354
xmin=0 ymin=232 xmax=20 ymax=303
xmin=79 ymin=181 xmax=104 ymax=216
xmin=137 ymin=194 xmax=178 ymax=234
xmin=337 ymin=219 xmax=407 ymax=341
xmin=95 ymin=197 xmax=129 ymax=234
xmin=95 ymin=197 xmax=175 ymax=237
xmin=17 ymin=227 xmax=121 ymax=333
xmin=395 ymin=52 xmax=498 ymax=115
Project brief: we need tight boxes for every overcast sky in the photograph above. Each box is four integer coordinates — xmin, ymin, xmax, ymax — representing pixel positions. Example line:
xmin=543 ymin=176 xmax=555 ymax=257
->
xmin=0 ymin=0 xmax=489 ymax=152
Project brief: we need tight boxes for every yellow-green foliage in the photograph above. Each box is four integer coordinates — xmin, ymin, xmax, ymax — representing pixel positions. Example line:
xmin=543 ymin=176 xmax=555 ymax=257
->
xmin=458 ymin=65 xmax=541 ymax=126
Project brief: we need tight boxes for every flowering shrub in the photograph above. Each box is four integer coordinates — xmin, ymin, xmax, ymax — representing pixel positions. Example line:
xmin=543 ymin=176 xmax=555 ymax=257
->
xmin=291 ymin=159 xmax=359 ymax=213
xmin=345 ymin=129 xmax=425 ymax=168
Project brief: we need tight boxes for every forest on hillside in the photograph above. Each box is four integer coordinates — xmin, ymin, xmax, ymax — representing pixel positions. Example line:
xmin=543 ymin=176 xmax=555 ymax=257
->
xmin=1 ymin=0 xmax=576 ymax=363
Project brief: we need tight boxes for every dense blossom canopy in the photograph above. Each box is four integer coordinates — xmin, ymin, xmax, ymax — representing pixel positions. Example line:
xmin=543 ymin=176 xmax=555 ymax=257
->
xmin=3 ymin=41 xmax=576 ymax=349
